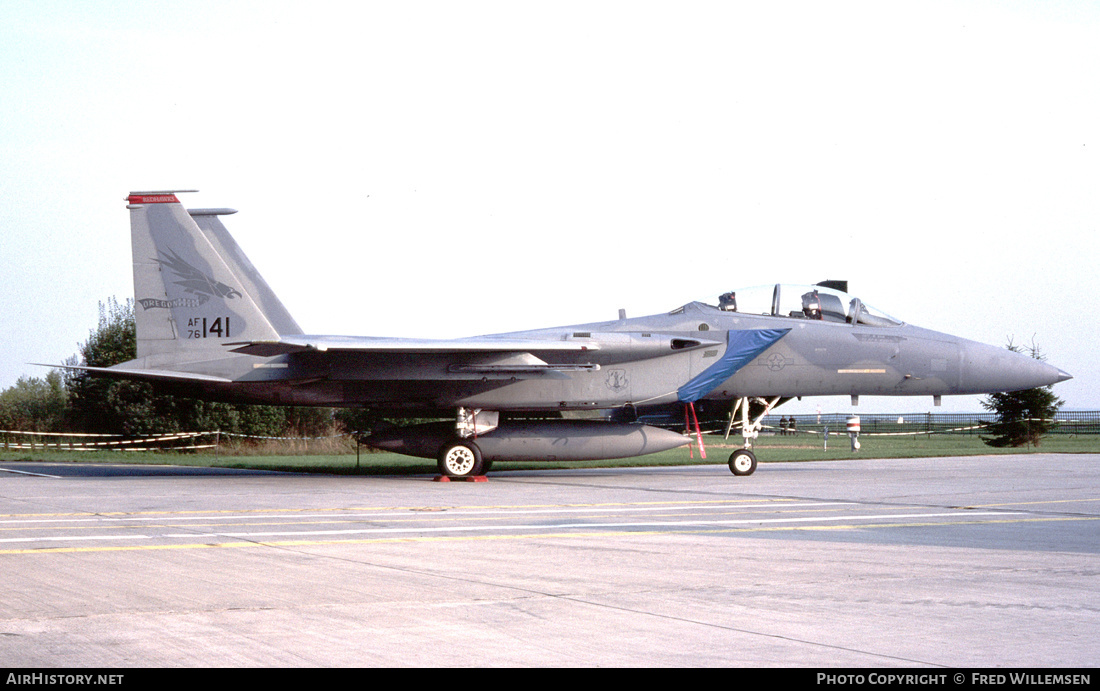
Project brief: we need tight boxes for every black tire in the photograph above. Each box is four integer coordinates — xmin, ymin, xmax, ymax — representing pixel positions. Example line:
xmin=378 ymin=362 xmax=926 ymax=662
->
xmin=728 ymin=449 xmax=757 ymax=476
xmin=438 ymin=440 xmax=485 ymax=478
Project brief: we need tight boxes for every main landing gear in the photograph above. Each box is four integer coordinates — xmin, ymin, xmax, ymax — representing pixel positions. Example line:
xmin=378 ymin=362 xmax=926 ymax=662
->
xmin=437 ymin=407 xmax=498 ymax=478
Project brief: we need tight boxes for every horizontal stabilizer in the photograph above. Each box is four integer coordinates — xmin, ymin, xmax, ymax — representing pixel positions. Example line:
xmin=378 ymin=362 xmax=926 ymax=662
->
xmin=40 ymin=363 xmax=233 ymax=385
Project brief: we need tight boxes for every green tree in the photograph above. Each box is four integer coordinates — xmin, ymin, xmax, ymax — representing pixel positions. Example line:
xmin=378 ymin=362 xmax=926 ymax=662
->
xmin=333 ymin=407 xmax=378 ymax=436
xmin=981 ymin=341 xmax=1063 ymax=448
xmin=0 ymin=371 xmax=69 ymax=432
xmin=64 ymin=298 xmax=158 ymax=434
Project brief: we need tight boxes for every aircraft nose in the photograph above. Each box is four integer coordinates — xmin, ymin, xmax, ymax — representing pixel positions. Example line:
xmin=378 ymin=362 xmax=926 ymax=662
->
xmin=959 ymin=340 xmax=1072 ymax=394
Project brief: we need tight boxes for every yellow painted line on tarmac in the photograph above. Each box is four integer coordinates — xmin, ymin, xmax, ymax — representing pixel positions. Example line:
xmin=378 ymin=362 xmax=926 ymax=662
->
xmin=961 ymin=498 xmax=1100 ymax=509
xmin=0 ymin=504 xmax=856 ymax=536
xmin=0 ymin=498 xmax=800 ymax=521
xmin=1 ymin=515 xmax=1095 ymax=556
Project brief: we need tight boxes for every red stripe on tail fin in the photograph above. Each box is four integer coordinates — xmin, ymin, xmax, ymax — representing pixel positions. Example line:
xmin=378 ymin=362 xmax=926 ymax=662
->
xmin=127 ymin=193 xmax=180 ymax=204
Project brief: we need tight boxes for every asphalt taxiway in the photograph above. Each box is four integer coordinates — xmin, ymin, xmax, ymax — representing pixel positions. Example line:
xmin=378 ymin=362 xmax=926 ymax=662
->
xmin=0 ymin=454 xmax=1096 ymax=667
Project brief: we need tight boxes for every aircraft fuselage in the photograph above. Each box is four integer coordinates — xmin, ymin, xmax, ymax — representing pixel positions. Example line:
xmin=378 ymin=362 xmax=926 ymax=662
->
xmin=117 ymin=299 xmax=1066 ymax=414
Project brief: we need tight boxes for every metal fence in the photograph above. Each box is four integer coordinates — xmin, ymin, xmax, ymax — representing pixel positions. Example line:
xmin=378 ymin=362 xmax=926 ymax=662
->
xmin=778 ymin=410 xmax=1100 ymax=436
xmin=0 ymin=430 xmax=217 ymax=452
xmin=0 ymin=429 xmax=353 ymax=452
xmin=2 ymin=411 xmax=1100 ymax=452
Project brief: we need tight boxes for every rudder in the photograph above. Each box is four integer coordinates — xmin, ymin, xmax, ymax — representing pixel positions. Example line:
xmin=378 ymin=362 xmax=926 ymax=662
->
xmin=189 ymin=207 xmax=303 ymax=337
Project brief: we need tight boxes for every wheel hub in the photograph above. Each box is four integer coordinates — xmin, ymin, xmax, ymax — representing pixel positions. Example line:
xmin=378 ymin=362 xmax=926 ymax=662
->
xmin=443 ymin=446 xmax=476 ymax=475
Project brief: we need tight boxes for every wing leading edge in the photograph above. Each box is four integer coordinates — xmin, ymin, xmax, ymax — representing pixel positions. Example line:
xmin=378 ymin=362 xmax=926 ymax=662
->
xmin=226 ymin=336 xmax=602 ymax=357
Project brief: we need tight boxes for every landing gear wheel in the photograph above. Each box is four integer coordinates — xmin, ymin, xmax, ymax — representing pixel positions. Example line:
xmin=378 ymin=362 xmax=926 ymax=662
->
xmin=728 ymin=449 xmax=757 ymax=476
xmin=438 ymin=441 xmax=485 ymax=478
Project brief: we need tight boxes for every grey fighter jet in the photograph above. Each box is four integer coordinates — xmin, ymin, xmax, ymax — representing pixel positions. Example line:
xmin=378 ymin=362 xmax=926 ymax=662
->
xmin=62 ymin=191 xmax=1072 ymax=478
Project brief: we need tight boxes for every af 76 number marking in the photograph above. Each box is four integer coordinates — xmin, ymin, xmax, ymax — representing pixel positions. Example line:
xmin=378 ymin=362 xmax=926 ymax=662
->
xmin=187 ymin=317 xmax=231 ymax=339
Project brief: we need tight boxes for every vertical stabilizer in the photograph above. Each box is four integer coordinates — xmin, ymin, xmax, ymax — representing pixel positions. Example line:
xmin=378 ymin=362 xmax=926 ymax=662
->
xmin=127 ymin=191 xmax=285 ymax=359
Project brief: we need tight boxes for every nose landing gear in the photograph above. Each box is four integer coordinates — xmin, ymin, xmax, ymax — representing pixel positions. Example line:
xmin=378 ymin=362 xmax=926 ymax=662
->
xmin=723 ymin=396 xmax=781 ymax=476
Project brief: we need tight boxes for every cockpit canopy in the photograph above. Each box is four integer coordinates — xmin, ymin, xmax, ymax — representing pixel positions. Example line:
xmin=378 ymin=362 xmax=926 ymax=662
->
xmin=710 ymin=283 xmax=902 ymax=326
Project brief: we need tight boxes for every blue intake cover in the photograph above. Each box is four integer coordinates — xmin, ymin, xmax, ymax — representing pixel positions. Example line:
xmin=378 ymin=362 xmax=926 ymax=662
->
xmin=677 ymin=328 xmax=790 ymax=403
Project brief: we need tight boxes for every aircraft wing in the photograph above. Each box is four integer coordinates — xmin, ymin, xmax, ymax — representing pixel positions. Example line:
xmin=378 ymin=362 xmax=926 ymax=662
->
xmin=226 ymin=336 xmax=601 ymax=357
xmin=44 ymin=329 xmax=780 ymax=389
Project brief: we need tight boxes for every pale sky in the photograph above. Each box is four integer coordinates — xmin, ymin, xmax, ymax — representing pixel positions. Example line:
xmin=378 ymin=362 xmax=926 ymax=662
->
xmin=2 ymin=0 xmax=1097 ymax=415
